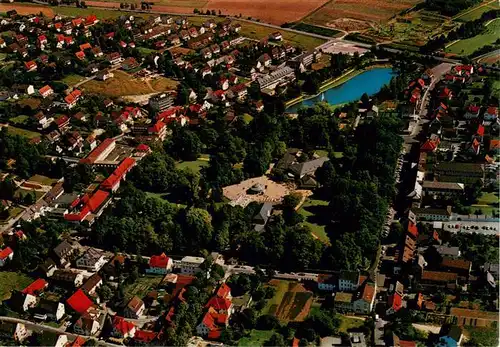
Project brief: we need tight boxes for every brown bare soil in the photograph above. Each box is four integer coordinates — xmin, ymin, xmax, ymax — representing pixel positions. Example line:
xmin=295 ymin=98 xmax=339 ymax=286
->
xmin=0 ymin=3 xmax=54 ymax=16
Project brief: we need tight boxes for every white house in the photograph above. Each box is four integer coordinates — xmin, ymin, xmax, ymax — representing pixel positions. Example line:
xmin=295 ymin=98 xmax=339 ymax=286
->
xmin=76 ymin=248 xmax=107 ymax=272
xmin=146 ymin=253 xmax=173 ymax=275
xmin=180 ymin=256 xmax=205 ymax=275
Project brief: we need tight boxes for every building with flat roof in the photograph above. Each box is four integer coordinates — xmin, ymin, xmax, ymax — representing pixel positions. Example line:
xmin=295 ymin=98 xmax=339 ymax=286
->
xmin=180 ymin=256 xmax=205 ymax=275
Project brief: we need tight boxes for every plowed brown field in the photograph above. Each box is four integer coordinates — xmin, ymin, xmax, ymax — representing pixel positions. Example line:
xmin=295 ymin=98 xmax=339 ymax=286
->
xmin=0 ymin=3 xmax=54 ymax=16
xmin=87 ymin=0 xmax=329 ymax=25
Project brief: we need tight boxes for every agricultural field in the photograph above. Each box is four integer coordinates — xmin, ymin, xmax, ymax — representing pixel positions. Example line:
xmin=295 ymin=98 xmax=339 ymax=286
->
xmin=445 ymin=19 xmax=500 ymax=56
xmin=238 ymin=330 xmax=274 ymax=346
xmin=80 ymin=70 xmax=178 ymax=98
xmin=304 ymin=0 xmax=421 ymax=28
xmin=0 ymin=3 xmax=54 ymax=16
xmin=263 ymin=280 xmax=313 ymax=322
xmin=454 ymin=0 xmax=500 ymax=21
xmin=298 ymin=196 xmax=330 ymax=244
xmin=87 ymin=0 xmax=328 ymax=25
xmin=365 ymin=10 xmax=458 ymax=46
xmin=123 ymin=275 xmax=162 ymax=300
xmin=0 ymin=272 xmax=34 ymax=300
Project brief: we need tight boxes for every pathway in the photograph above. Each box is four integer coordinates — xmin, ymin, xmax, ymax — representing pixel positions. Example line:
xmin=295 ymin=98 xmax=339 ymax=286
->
xmin=452 ymin=0 xmax=498 ymax=20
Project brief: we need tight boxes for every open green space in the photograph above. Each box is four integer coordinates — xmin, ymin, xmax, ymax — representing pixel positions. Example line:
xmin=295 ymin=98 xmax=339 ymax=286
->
xmin=61 ymin=74 xmax=85 ymax=87
xmin=492 ymin=80 xmax=500 ymax=96
xmin=477 ymin=192 xmax=499 ymax=205
xmin=289 ymin=23 xmax=341 ymax=37
xmin=54 ymin=7 xmax=149 ymax=19
xmin=0 ymin=272 xmax=34 ymax=300
xmin=3 ymin=125 xmax=40 ymax=139
xmin=339 ymin=315 xmax=365 ymax=333
xmin=8 ymin=115 xmax=29 ymax=125
xmin=28 ymin=174 xmax=58 ymax=186
xmin=454 ymin=0 xmax=500 ymax=21
xmin=238 ymin=330 xmax=274 ymax=346
xmin=298 ymin=196 xmax=330 ymax=244
xmin=14 ymin=188 xmax=45 ymax=202
xmin=446 ymin=19 xmax=500 ymax=56
xmin=242 ymin=113 xmax=254 ymax=124
xmin=176 ymin=159 xmax=209 ymax=172
xmin=262 ymin=279 xmax=289 ymax=315
xmin=123 ymin=275 xmax=162 ymax=300
xmin=0 ymin=207 xmax=23 ymax=223
xmin=464 ymin=326 xmax=499 ymax=346
xmin=137 ymin=47 xmax=158 ymax=55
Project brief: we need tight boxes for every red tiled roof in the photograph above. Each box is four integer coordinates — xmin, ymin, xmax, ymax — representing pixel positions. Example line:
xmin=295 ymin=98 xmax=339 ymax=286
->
xmin=408 ymin=222 xmax=418 ymax=239
xmin=400 ymin=341 xmax=417 ymax=347
xmin=201 ymin=311 xmax=218 ymax=331
xmin=80 ymin=43 xmax=92 ymax=51
xmin=486 ymin=106 xmax=498 ymax=116
xmin=134 ymin=330 xmax=157 ymax=343
xmin=205 ymin=296 xmax=232 ymax=311
xmin=0 ymin=247 xmax=13 ymax=260
xmin=69 ymin=336 xmax=87 ymax=347
xmin=388 ymin=293 xmax=402 ymax=312
xmin=55 ymin=115 xmax=69 ymax=127
xmin=87 ymin=190 xmax=109 ymax=212
xmin=39 ymin=85 xmax=52 ymax=95
xmin=24 ymin=61 xmax=36 ymax=70
xmin=66 ymin=289 xmax=93 ymax=314
xmin=80 ymin=138 xmax=115 ymax=164
xmin=421 ymin=271 xmax=457 ymax=282
xmin=136 ymin=144 xmax=150 ymax=152
xmin=360 ymin=283 xmax=375 ymax=303
xmin=148 ymin=120 xmax=166 ymax=134
xmin=489 ymin=140 xmax=500 ymax=151
xmin=85 ymin=15 xmax=97 ymax=25
xmin=216 ymin=283 xmax=231 ymax=298
xmin=101 ymin=157 xmax=136 ymax=191
xmin=477 ymin=125 xmax=485 ymax=137
xmin=421 ymin=140 xmax=438 ymax=152
xmin=22 ymin=279 xmax=48 ymax=296
xmin=149 ymin=253 xmax=171 ymax=268
xmin=113 ymin=316 xmax=135 ymax=335
xmin=468 ymin=105 xmax=480 ymax=113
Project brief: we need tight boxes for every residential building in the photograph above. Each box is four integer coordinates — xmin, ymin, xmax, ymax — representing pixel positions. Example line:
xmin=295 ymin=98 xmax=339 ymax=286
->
xmin=53 ymin=270 xmax=83 ymax=287
xmin=434 ymin=163 xmax=484 ymax=184
xmin=38 ymin=258 xmax=57 ymax=277
xmin=180 ymin=256 xmax=205 ymax=275
xmin=35 ymin=299 xmax=65 ymax=321
xmin=352 ymin=282 xmax=376 ymax=314
xmin=317 ymin=274 xmax=336 ymax=291
xmin=22 ymin=279 xmax=48 ymax=296
xmin=253 ymin=203 xmax=273 ymax=232
xmin=66 ymin=289 xmax=93 ymax=314
xmin=149 ymin=93 xmax=175 ymax=112
xmin=257 ymin=66 xmax=295 ymax=90
xmin=0 ymin=322 xmax=30 ymax=342
xmin=440 ymin=257 xmax=471 ymax=277
xmin=438 ymin=325 xmax=463 ymax=347
xmin=146 ymin=253 xmax=173 ymax=275
xmin=420 ymin=271 xmax=458 ymax=290
xmin=112 ymin=316 xmax=136 ymax=339
xmin=338 ymin=270 xmax=360 ymax=292
xmin=10 ymin=291 xmax=37 ymax=312
xmin=0 ymin=247 xmax=13 ymax=267
xmin=411 ymin=207 xmax=452 ymax=222
xmin=124 ymin=296 xmax=145 ymax=319
xmin=81 ymin=274 xmax=103 ymax=295
xmin=73 ymin=311 xmax=102 ymax=336
xmin=334 ymin=292 xmax=353 ymax=312
xmin=76 ymin=248 xmax=107 ymax=272
xmin=422 ymin=181 xmax=465 ymax=199
xmin=450 ymin=308 xmax=499 ymax=327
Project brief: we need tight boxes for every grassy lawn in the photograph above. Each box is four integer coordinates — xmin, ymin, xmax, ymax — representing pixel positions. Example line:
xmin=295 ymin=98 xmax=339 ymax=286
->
xmin=61 ymin=74 xmax=85 ymax=86
xmin=446 ymin=19 xmax=500 ymax=56
xmin=123 ymin=275 xmax=162 ymax=301
xmin=28 ymin=174 xmax=58 ymax=186
xmin=238 ymin=330 xmax=274 ymax=346
xmin=176 ymin=159 xmax=209 ymax=172
xmin=3 ymin=125 xmax=40 ymax=139
xmin=0 ymin=206 xmax=24 ymax=223
xmin=0 ymin=272 xmax=34 ymax=300
xmin=14 ymin=188 xmax=45 ymax=202
xmin=454 ymin=0 xmax=500 ymax=21
xmin=493 ymin=80 xmax=500 ymax=96
xmin=8 ymin=115 xmax=29 ymax=125
xmin=137 ymin=47 xmax=158 ymax=55
xmin=81 ymin=70 xmax=177 ymax=97
xmin=242 ymin=113 xmax=254 ymax=124
xmin=477 ymin=192 xmax=499 ymax=205
xmin=339 ymin=315 xmax=364 ymax=333
xmin=262 ymin=280 xmax=290 ymax=315
xmin=298 ymin=197 xmax=330 ymax=244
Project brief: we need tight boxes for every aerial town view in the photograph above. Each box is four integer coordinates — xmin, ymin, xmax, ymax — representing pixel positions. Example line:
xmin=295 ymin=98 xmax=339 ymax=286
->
xmin=0 ymin=0 xmax=498 ymax=345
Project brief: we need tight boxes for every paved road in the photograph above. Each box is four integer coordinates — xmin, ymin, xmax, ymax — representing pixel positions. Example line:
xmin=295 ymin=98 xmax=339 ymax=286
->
xmin=0 ymin=316 xmax=121 ymax=346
